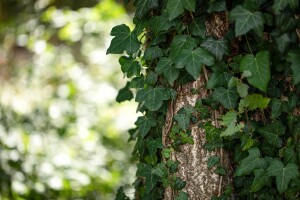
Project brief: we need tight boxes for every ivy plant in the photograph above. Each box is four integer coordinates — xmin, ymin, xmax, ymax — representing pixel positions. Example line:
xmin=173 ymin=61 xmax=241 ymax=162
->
xmin=108 ymin=0 xmax=300 ymax=199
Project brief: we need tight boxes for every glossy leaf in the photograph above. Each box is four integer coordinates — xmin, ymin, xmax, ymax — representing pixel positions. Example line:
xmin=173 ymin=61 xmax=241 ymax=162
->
xmin=240 ymin=51 xmax=271 ymax=92
xmin=116 ymin=82 xmax=133 ymax=102
xmin=135 ymin=0 xmax=159 ymax=18
xmin=107 ymin=24 xmax=140 ymax=55
xmin=119 ymin=56 xmax=141 ymax=77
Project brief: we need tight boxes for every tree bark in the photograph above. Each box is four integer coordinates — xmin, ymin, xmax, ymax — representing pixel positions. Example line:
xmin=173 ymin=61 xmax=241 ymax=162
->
xmin=163 ymin=75 xmax=232 ymax=200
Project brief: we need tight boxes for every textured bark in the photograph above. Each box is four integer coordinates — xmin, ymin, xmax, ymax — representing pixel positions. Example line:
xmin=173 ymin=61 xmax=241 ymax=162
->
xmin=162 ymin=75 xmax=232 ymax=200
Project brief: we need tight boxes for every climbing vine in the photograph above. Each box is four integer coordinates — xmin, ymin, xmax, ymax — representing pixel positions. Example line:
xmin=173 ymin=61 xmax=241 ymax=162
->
xmin=108 ymin=0 xmax=300 ymax=199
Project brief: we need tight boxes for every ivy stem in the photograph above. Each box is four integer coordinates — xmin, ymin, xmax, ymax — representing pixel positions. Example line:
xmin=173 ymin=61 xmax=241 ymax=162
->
xmin=245 ymin=35 xmax=253 ymax=55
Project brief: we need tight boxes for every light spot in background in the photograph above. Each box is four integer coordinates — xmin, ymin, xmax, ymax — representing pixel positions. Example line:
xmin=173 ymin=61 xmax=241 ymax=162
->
xmin=34 ymin=40 xmax=46 ymax=54
xmin=17 ymin=34 xmax=28 ymax=46
xmin=12 ymin=181 xmax=28 ymax=194
xmin=48 ymin=176 xmax=63 ymax=190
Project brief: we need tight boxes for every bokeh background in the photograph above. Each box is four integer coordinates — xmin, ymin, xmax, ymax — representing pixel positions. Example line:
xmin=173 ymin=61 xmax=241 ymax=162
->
xmin=0 ymin=0 xmax=137 ymax=199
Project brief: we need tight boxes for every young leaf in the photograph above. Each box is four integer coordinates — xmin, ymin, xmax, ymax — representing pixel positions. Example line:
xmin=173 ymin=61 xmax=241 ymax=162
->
xmin=175 ymin=48 xmax=215 ymax=80
xmin=116 ymin=82 xmax=133 ymax=102
xmin=107 ymin=24 xmax=140 ymax=55
xmin=287 ymin=50 xmax=300 ymax=84
xmin=135 ymin=116 xmax=156 ymax=138
xmin=136 ymin=87 xmax=170 ymax=111
xmin=155 ymin=57 xmax=179 ymax=85
xmin=166 ymin=0 xmax=196 ymax=20
xmin=234 ymin=147 xmax=268 ymax=176
xmin=213 ymin=87 xmax=239 ymax=109
xmin=201 ymin=37 xmax=229 ymax=60
xmin=258 ymin=121 xmax=285 ymax=148
xmin=220 ymin=111 xmax=244 ymax=137
xmin=267 ymin=159 xmax=299 ymax=194
xmin=236 ymin=82 xmax=249 ymax=98
xmin=240 ymin=51 xmax=271 ymax=92
xmin=243 ymin=94 xmax=270 ymax=110
xmin=135 ymin=0 xmax=159 ymax=18
xmin=208 ymin=155 xmax=220 ymax=168
xmin=229 ymin=5 xmax=264 ymax=36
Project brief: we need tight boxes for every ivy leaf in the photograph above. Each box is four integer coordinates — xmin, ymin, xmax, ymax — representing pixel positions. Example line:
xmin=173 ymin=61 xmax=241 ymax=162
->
xmin=267 ymin=159 xmax=299 ymax=194
xmin=243 ymin=94 xmax=270 ymax=110
xmin=234 ymin=147 xmax=268 ymax=176
xmin=190 ymin=18 xmax=206 ymax=38
xmin=174 ymin=177 xmax=186 ymax=190
xmin=130 ymin=77 xmax=145 ymax=89
xmin=166 ymin=0 xmax=196 ymax=20
xmin=170 ymin=35 xmax=197 ymax=58
xmin=135 ymin=0 xmax=159 ymax=18
xmin=229 ymin=5 xmax=264 ymax=36
xmin=201 ymin=37 xmax=229 ymax=60
xmin=174 ymin=113 xmax=190 ymax=130
xmin=208 ymin=156 xmax=220 ymax=168
xmin=251 ymin=169 xmax=271 ymax=192
xmin=236 ymin=82 xmax=249 ymax=98
xmin=275 ymin=33 xmax=291 ymax=53
xmin=287 ymin=50 xmax=300 ymax=84
xmin=146 ymin=138 xmax=163 ymax=155
xmin=175 ymin=48 xmax=215 ymax=80
xmin=258 ymin=121 xmax=285 ymax=148
xmin=116 ymin=187 xmax=130 ymax=200
xmin=152 ymin=163 xmax=168 ymax=178
xmin=213 ymin=87 xmax=239 ymax=109
xmin=175 ymin=191 xmax=188 ymax=200
xmin=207 ymin=70 xmax=232 ymax=89
xmin=220 ymin=111 xmax=244 ymax=137
xmin=144 ymin=46 xmax=163 ymax=60
xmin=107 ymin=24 xmax=140 ymax=55
xmin=240 ymin=51 xmax=271 ymax=92
xmin=270 ymin=98 xmax=282 ymax=119
xmin=135 ymin=116 xmax=156 ymax=138
xmin=149 ymin=14 xmax=176 ymax=33
xmin=116 ymin=82 xmax=133 ymax=102
xmin=155 ymin=57 xmax=179 ymax=86
xmin=136 ymin=87 xmax=170 ymax=111
xmin=272 ymin=0 xmax=299 ymax=14
xmin=208 ymin=0 xmax=226 ymax=13
xmin=136 ymin=163 xmax=159 ymax=193
xmin=215 ymin=166 xmax=227 ymax=175
xmin=119 ymin=56 xmax=141 ymax=77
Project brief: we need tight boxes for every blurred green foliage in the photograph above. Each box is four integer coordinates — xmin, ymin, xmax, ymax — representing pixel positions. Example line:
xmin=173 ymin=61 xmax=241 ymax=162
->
xmin=0 ymin=0 xmax=136 ymax=199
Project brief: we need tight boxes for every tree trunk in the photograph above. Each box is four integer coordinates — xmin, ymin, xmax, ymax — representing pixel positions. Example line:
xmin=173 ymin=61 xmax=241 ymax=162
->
xmin=163 ymin=75 xmax=232 ymax=200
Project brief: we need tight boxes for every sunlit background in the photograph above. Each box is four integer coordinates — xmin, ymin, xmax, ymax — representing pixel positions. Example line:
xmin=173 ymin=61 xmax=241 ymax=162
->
xmin=0 ymin=0 xmax=137 ymax=199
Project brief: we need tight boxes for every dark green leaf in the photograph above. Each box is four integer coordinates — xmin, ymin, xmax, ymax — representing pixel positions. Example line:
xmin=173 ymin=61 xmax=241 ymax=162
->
xmin=207 ymin=71 xmax=232 ymax=89
xmin=145 ymin=71 xmax=158 ymax=84
xmin=272 ymin=0 xmax=299 ymax=14
xmin=149 ymin=14 xmax=176 ymax=33
xmin=275 ymin=33 xmax=290 ymax=53
xmin=136 ymin=87 xmax=170 ymax=111
xmin=267 ymin=159 xmax=299 ymax=194
xmin=215 ymin=166 xmax=227 ymax=175
xmin=229 ymin=5 xmax=264 ymax=36
xmin=283 ymin=147 xmax=296 ymax=165
xmin=175 ymin=48 xmax=215 ymax=80
xmin=116 ymin=82 xmax=133 ymax=102
xmin=174 ymin=177 xmax=186 ymax=190
xmin=208 ymin=0 xmax=226 ymax=13
xmin=135 ymin=0 xmax=159 ymax=18
xmin=213 ymin=87 xmax=239 ymax=109
xmin=258 ymin=121 xmax=285 ymax=148
xmin=240 ymin=51 xmax=271 ymax=92
xmin=167 ymin=0 xmax=196 ymax=20
xmin=146 ymin=138 xmax=163 ymax=155
xmin=144 ymin=46 xmax=163 ymax=60
xmin=201 ymin=37 xmax=229 ymax=60
xmin=135 ymin=116 xmax=156 ymax=138
xmin=270 ymin=98 xmax=282 ymax=119
xmin=287 ymin=50 xmax=300 ymax=84
xmin=251 ymin=169 xmax=271 ymax=192
xmin=153 ymin=163 xmax=168 ymax=177
xmin=130 ymin=77 xmax=145 ymax=89
xmin=170 ymin=35 xmax=197 ymax=58
xmin=234 ymin=147 xmax=268 ymax=176
xmin=136 ymin=163 xmax=159 ymax=193
xmin=174 ymin=113 xmax=190 ymax=130
xmin=190 ymin=18 xmax=206 ymax=38
xmin=119 ymin=56 xmax=141 ymax=77
xmin=155 ymin=57 xmax=179 ymax=85
xmin=175 ymin=191 xmax=188 ymax=200
xmin=208 ymin=156 xmax=220 ymax=168
xmin=107 ymin=24 xmax=140 ymax=55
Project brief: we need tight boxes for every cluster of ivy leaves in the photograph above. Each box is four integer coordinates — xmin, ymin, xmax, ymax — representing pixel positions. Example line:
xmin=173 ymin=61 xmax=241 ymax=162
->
xmin=107 ymin=0 xmax=300 ymax=199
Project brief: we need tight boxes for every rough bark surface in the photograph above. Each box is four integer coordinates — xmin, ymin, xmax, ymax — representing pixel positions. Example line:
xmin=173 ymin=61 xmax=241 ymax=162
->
xmin=162 ymin=75 xmax=232 ymax=200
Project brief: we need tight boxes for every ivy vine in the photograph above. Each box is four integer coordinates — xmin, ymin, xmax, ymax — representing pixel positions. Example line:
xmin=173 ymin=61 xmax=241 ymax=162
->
xmin=107 ymin=0 xmax=300 ymax=199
